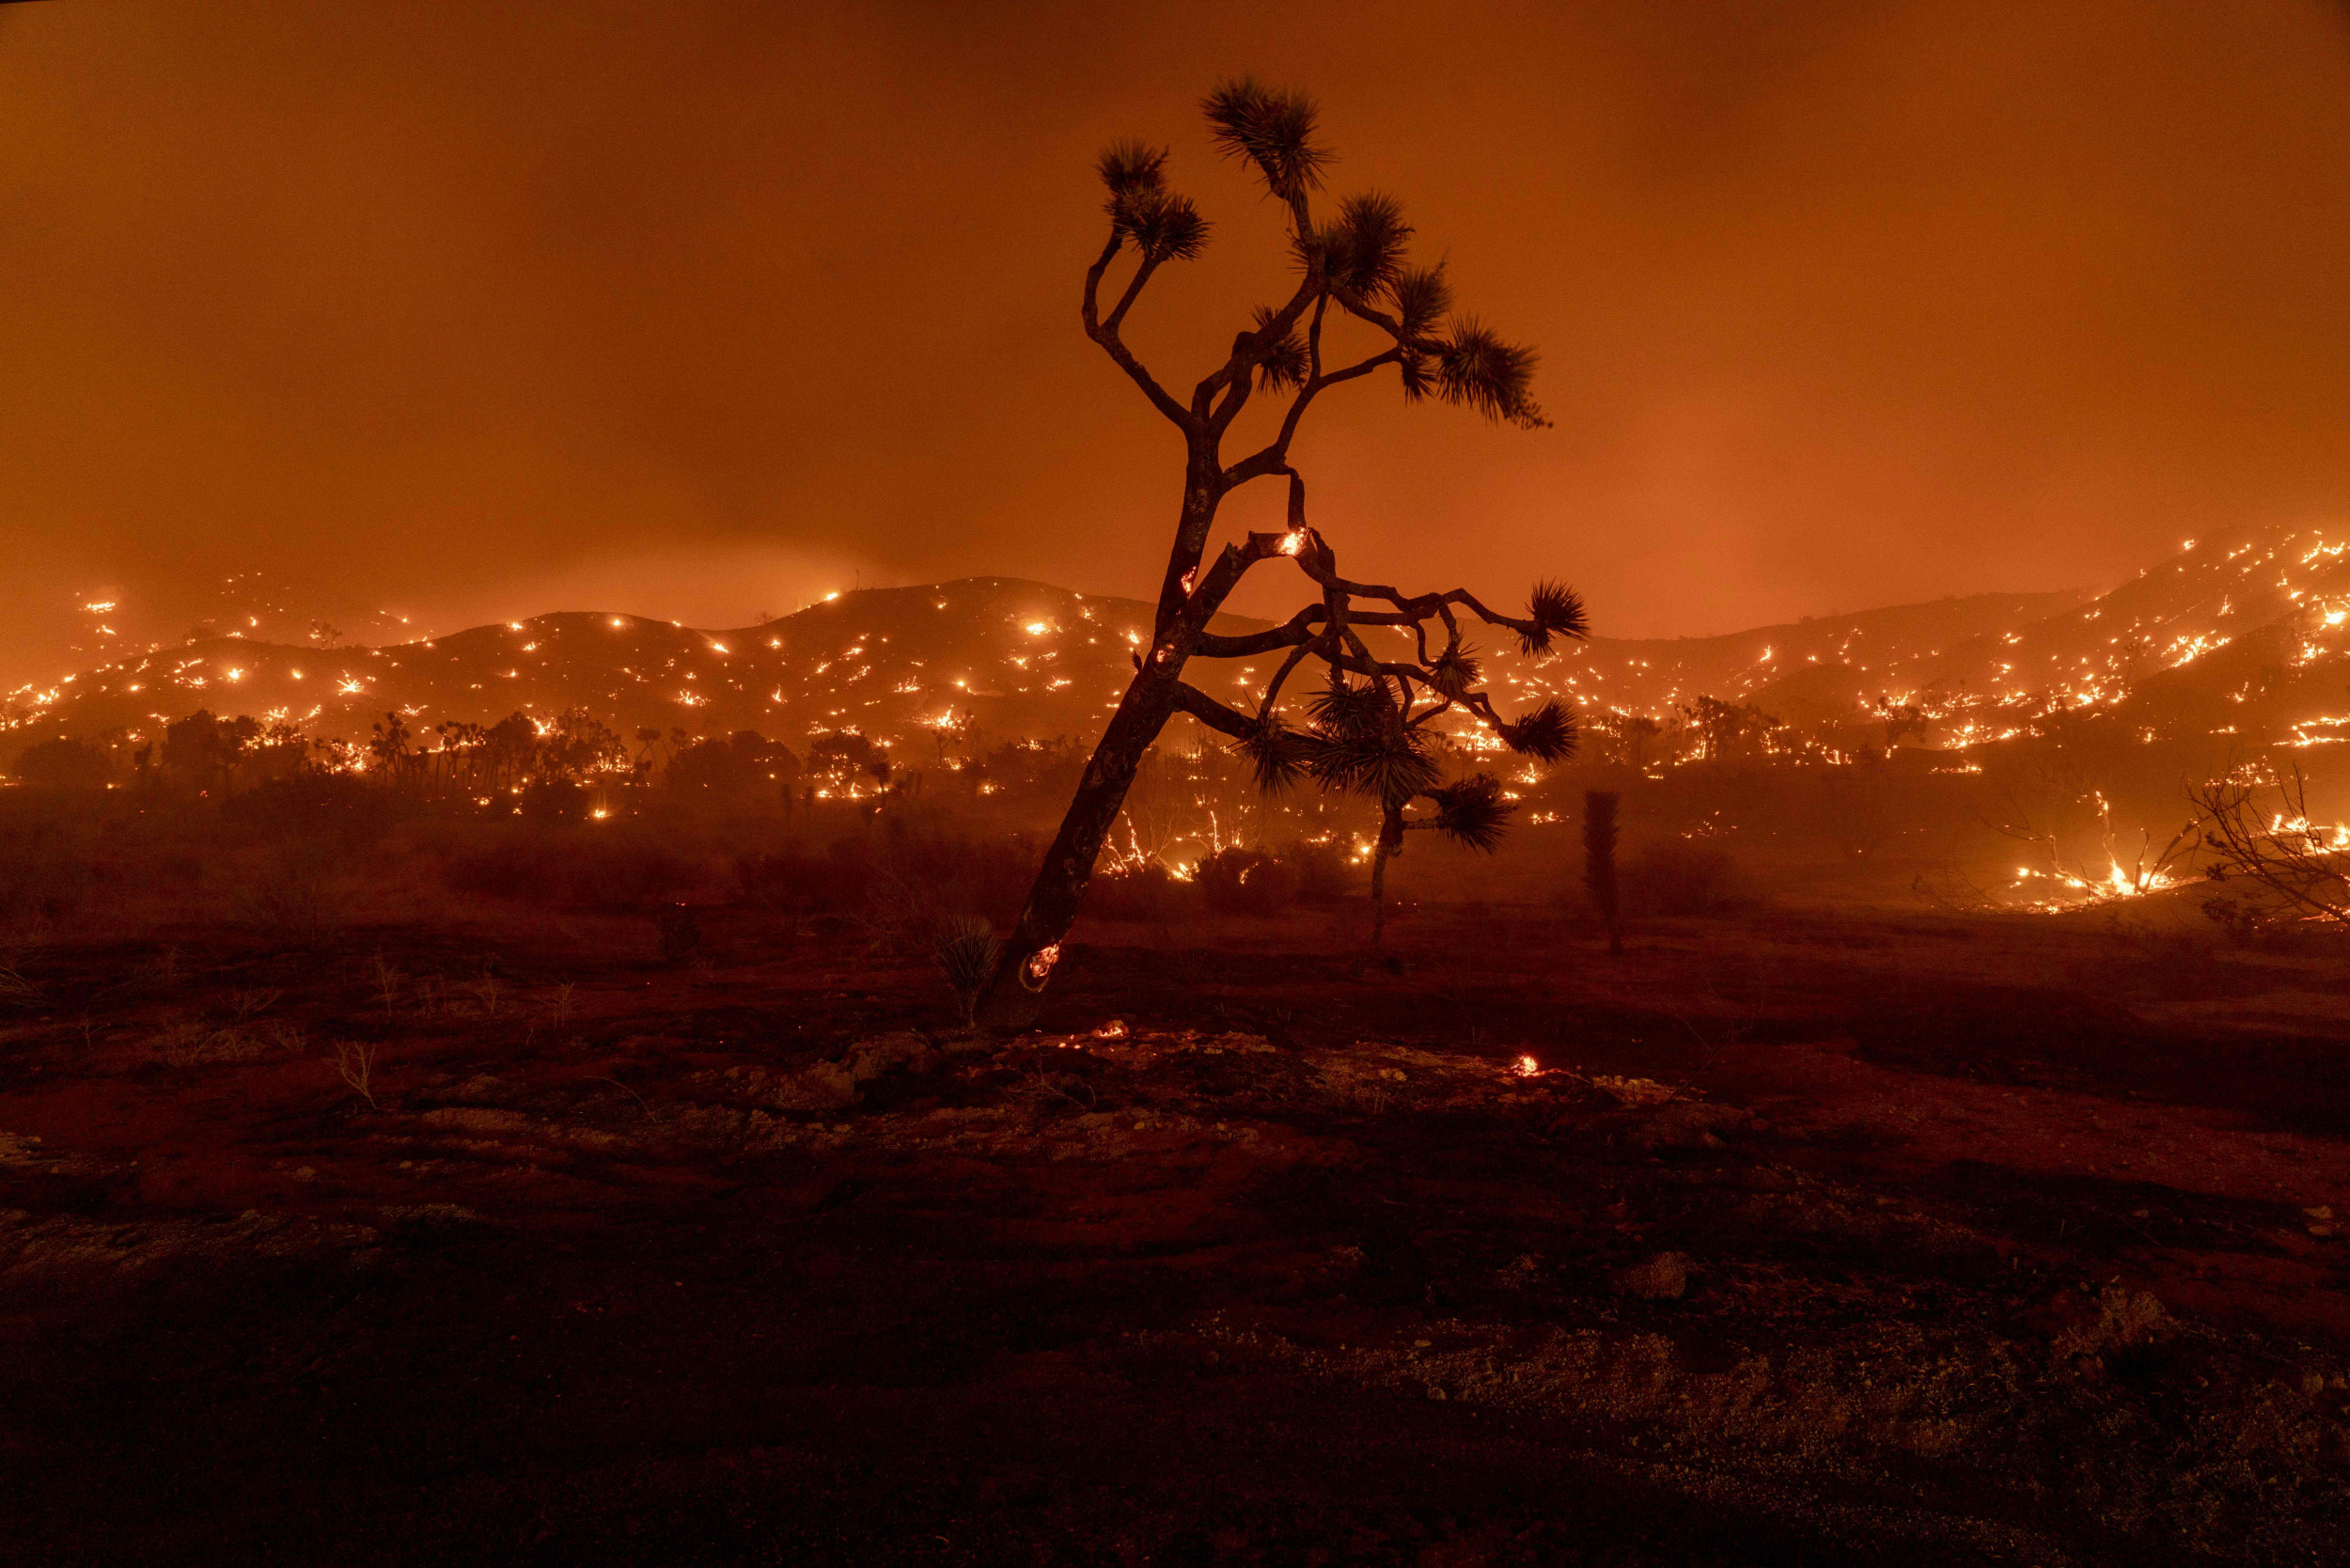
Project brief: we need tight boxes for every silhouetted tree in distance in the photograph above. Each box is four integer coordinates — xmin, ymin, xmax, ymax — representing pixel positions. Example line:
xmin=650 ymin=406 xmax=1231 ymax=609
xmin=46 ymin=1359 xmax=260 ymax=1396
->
xmin=8 ymin=737 xmax=112 ymax=792
xmin=1584 ymin=790 xmax=1622 ymax=955
xmin=977 ymin=78 xmax=1585 ymax=1025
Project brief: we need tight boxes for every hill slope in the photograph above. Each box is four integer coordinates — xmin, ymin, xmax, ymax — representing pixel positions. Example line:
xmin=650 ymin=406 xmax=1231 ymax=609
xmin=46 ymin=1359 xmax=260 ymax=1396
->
xmin=14 ymin=525 xmax=2350 ymax=763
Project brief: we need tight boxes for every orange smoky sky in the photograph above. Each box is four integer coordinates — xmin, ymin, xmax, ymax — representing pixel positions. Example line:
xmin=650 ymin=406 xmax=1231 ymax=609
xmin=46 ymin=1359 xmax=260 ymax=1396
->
xmin=8 ymin=0 xmax=2350 ymax=685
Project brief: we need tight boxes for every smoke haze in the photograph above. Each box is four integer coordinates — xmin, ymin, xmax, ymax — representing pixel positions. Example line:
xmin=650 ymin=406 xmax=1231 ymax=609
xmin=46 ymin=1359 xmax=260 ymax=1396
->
xmin=8 ymin=0 xmax=2350 ymax=683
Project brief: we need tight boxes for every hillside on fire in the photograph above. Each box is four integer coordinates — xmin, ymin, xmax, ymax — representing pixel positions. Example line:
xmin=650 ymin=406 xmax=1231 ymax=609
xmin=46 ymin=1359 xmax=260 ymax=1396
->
xmin=16 ymin=10 xmax=2350 ymax=1567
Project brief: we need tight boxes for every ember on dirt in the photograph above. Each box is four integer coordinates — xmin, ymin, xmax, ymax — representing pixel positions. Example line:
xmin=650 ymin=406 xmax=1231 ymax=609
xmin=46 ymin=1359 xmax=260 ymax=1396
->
xmin=12 ymin=15 xmax=2350 ymax=1566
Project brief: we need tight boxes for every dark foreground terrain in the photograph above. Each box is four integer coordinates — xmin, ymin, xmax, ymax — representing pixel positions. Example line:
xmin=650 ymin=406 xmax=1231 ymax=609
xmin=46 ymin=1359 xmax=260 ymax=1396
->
xmin=5 ymin=901 xmax=2349 ymax=1566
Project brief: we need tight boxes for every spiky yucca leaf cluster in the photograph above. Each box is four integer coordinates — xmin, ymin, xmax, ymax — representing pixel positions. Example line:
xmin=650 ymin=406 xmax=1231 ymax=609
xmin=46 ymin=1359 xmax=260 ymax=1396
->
xmin=1520 ymin=580 xmax=1587 ymax=653
xmin=1436 ymin=317 xmax=1546 ymax=429
xmin=1305 ymin=674 xmax=1441 ymax=807
xmin=1428 ymin=774 xmax=1514 ymax=853
xmin=1203 ymin=77 xmax=1332 ymax=204
xmin=1498 ymin=698 xmax=1576 ymax=762
xmin=1096 ymin=140 xmax=1168 ymax=199
xmin=1249 ymin=305 xmax=1309 ymax=392
xmin=933 ymin=916 xmax=1000 ymax=1027
xmin=1389 ymin=263 xmax=1452 ymax=337
xmin=1096 ymin=138 xmax=1208 ymax=263
xmin=1315 ymin=192 xmax=1412 ymax=296
xmin=1238 ymin=712 xmax=1314 ymax=793
xmin=1425 ymin=641 xmax=1480 ymax=699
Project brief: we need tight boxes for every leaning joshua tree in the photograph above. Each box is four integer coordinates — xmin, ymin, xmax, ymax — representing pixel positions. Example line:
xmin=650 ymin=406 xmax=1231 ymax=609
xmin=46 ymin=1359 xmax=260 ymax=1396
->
xmin=975 ymin=78 xmax=1586 ymax=1026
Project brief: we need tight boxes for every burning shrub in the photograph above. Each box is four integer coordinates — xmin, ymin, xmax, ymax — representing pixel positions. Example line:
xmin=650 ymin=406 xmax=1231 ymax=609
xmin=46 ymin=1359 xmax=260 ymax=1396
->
xmin=1623 ymin=839 xmax=1743 ymax=917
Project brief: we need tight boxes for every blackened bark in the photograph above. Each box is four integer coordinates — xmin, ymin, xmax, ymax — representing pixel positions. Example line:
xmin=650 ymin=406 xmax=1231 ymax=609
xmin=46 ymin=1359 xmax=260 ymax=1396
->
xmin=1369 ymin=802 xmax=1403 ymax=949
xmin=972 ymin=666 xmax=1179 ymax=1028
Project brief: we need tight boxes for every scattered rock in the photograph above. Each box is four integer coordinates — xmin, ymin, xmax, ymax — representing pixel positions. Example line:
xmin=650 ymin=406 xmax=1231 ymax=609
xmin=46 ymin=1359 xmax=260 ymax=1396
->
xmin=842 ymin=1032 xmax=935 ymax=1083
xmin=1610 ymin=1250 xmax=1692 ymax=1301
xmin=1591 ymin=1075 xmax=1679 ymax=1107
xmin=769 ymin=1063 xmax=858 ymax=1112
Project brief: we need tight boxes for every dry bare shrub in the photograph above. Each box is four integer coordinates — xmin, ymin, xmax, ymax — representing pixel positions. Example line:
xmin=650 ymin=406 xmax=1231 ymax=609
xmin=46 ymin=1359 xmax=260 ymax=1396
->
xmin=151 ymin=1020 xmax=269 ymax=1066
xmin=463 ymin=966 xmax=504 ymax=1016
xmin=368 ymin=951 xmax=401 ymax=1012
xmin=332 ymin=1039 xmax=379 ymax=1107
xmin=225 ymin=988 xmax=279 ymax=1022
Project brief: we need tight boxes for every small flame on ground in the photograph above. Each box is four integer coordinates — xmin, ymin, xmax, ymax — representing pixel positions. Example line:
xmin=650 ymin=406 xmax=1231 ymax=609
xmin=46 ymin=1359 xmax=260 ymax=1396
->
xmin=1091 ymin=1019 xmax=1129 ymax=1040
xmin=1513 ymin=1055 xmax=1540 ymax=1078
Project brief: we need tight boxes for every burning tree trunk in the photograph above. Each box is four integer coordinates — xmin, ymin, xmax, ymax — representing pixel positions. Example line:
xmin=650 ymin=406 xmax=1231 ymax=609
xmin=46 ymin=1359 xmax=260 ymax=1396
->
xmin=976 ymin=79 xmax=1586 ymax=1027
